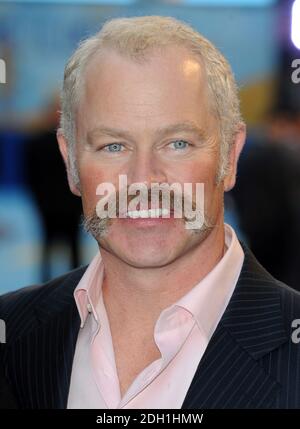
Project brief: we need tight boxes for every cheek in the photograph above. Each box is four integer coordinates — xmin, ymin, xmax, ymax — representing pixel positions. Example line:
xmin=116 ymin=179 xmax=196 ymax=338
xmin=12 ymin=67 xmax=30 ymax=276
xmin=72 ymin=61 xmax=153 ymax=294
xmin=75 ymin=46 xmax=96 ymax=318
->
xmin=182 ymin=157 xmax=218 ymax=185
xmin=184 ymin=159 xmax=221 ymax=207
xmin=78 ymin=163 xmax=107 ymax=214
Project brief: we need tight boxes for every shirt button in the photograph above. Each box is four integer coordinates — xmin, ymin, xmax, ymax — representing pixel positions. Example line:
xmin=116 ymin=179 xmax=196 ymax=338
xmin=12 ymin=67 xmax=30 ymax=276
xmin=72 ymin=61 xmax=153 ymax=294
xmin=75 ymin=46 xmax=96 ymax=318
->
xmin=87 ymin=303 xmax=92 ymax=313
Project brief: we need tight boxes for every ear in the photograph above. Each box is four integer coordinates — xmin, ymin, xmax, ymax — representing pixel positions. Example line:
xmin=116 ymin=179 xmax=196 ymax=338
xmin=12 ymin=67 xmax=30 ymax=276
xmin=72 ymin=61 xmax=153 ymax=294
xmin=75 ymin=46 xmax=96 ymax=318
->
xmin=223 ymin=123 xmax=246 ymax=192
xmin=56 ymin=129 xmax=81 ymax=196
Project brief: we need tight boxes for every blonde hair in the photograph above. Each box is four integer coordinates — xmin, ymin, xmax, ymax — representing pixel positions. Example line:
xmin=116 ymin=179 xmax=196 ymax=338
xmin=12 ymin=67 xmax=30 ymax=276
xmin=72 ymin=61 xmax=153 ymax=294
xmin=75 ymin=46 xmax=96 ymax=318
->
xmin=59 ymin=15 xmax=243 ymax=186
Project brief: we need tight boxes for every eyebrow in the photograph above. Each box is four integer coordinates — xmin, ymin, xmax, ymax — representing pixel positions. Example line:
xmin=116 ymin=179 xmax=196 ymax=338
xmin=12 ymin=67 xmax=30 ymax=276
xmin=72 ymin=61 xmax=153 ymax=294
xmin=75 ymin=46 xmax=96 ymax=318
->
xmin=86 ymin=121 xmax=207 ymax=145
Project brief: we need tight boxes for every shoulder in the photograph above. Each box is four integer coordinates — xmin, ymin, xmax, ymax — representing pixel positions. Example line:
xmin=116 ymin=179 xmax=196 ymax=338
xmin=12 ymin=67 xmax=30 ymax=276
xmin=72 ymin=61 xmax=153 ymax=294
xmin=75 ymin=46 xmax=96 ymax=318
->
xmin=0 ymin=266 xmax=87 ymax=345
xmin=237 ymin=243 xmax=300 ymax=334
xmin=0 ymin=265 xmax=88 ymax=314
xmin=275 ymin=279 xmax=300 ymax=331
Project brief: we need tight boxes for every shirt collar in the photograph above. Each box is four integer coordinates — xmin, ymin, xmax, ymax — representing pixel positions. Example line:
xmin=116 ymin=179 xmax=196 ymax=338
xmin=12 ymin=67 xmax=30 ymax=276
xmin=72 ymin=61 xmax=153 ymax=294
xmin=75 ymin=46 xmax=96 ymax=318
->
xmin=74 ymin=252 xmax=104 ymax=328
xmin=172 ymin=224 xmax=244 ymax=339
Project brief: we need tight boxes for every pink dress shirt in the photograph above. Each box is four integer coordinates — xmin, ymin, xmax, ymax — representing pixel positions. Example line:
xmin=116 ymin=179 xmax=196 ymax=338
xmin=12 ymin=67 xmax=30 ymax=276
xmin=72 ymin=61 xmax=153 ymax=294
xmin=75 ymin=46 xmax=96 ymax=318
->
xmin=67 ymin=224 xmax=244 ymax=409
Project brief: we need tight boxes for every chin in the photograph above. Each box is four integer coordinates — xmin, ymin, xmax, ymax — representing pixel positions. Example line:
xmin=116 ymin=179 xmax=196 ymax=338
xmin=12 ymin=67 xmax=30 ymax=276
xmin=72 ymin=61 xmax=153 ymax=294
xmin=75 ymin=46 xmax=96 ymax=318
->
xmin=101 ymin=237 xmax=182 ymax=268
xmin=120 ymin=253 xmax=177 ymax=269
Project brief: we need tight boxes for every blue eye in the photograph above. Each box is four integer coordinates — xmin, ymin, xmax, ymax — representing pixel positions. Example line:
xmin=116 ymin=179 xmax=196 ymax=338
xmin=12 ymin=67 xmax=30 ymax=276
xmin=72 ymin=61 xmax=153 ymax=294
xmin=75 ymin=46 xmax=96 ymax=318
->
xmin=104 ymin=143 xmax=124 ymax=152
xmin=170 ymin=140 xmax=189 ymax=150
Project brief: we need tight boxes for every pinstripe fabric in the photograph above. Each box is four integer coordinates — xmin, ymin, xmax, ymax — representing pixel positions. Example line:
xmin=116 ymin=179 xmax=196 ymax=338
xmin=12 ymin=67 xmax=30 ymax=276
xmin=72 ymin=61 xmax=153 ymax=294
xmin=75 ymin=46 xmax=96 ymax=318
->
xmin=0 ymin=268 xmax=84 ymax=409
xmin=1 ymin=245 xmax=300 ymax=409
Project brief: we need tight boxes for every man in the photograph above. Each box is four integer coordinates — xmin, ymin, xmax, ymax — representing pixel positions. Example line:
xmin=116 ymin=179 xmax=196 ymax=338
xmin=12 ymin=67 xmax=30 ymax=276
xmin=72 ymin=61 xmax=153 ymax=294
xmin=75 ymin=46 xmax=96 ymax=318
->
xmin=1 ymin=16 xmax=300 ymax=409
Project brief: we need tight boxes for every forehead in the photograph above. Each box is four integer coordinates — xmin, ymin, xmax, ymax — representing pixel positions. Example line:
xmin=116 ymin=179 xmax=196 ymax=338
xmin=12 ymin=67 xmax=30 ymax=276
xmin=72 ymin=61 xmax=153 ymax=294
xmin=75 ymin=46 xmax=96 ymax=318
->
xmin=85 ymin=44 xmax=205 ymax=78
xmin=83 ymin=45 xmax=206 ymax=95
xmin=78 ymin=45 xmax=212 ymax=133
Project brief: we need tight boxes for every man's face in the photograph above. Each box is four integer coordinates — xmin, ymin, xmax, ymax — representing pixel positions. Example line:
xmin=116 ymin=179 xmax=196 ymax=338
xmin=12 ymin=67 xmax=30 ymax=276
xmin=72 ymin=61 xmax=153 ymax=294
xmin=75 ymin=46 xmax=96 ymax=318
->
xmin=64 ymin=46 xmax=233 ymax=268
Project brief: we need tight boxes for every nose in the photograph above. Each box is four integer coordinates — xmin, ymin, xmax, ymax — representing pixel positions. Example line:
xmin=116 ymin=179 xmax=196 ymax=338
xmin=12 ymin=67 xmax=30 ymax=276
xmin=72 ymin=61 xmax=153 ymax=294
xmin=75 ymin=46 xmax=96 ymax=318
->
xmin=127 ymin=148 xmax=168 ymax=188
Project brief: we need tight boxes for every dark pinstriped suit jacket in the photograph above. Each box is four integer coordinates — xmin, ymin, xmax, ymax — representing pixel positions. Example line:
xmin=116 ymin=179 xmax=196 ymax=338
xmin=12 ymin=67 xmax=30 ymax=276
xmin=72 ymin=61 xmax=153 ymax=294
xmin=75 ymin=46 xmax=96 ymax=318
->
xmin=1 ymin=245 xmax=300 ymax=409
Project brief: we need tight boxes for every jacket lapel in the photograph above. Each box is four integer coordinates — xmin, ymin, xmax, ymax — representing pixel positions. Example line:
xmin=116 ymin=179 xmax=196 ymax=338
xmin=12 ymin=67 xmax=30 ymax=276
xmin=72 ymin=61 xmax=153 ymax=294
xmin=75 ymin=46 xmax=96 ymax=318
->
xmin=11 ymin=268 xmax=85 ymax=409
xmin=182 ymin=245 xmax=288 ymax=409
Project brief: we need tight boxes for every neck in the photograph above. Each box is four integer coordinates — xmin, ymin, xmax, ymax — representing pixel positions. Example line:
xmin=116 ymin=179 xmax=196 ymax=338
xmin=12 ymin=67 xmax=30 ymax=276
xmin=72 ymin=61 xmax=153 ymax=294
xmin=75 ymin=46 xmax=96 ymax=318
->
xmin=101 ymin=222 xmax=226 ymax=327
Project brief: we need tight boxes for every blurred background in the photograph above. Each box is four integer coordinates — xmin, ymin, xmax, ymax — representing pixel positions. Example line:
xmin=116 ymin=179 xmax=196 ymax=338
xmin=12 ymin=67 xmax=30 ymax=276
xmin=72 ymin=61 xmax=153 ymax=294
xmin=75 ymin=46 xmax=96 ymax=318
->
xmin=0 ymin=0 xmax=300 ymax=294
